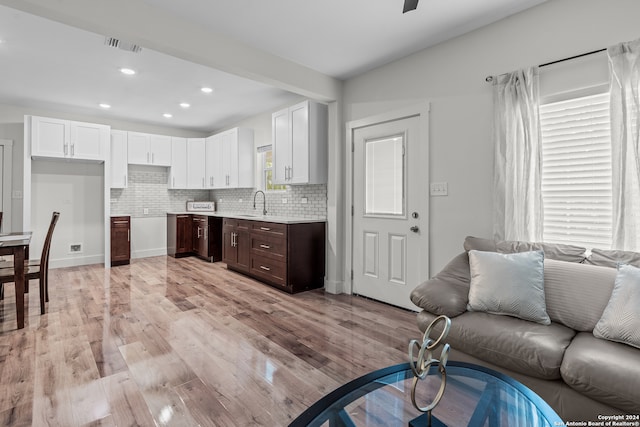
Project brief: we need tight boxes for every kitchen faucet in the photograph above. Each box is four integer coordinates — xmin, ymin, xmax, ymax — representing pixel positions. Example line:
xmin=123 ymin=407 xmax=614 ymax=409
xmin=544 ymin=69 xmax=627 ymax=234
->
xmin=253 ymin=190 xmax=267 ymax=216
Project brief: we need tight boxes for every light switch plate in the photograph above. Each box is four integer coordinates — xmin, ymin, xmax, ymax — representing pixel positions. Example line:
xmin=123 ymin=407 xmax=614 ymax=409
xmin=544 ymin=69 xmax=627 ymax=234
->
xmin=430 ymin=182 xmax=448 ymax=196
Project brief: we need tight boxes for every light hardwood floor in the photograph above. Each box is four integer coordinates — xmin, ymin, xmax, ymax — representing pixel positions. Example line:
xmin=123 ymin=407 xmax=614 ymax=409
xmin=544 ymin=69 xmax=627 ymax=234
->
xmin=0 ymin=256 xmax=419 ymax=426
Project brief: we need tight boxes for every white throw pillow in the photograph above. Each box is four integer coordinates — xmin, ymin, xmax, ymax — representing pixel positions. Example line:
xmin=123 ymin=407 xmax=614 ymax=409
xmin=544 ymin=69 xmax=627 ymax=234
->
xmin=593 ymin=263 xmax=640 ymax=349
xmin=467 ymin=250 xmax=550 ymax=325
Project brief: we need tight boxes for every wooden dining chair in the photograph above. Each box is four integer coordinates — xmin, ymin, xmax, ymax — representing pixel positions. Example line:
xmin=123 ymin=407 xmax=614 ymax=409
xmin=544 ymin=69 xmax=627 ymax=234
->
xmin=0 ymin=212 xmax=60 ymax=315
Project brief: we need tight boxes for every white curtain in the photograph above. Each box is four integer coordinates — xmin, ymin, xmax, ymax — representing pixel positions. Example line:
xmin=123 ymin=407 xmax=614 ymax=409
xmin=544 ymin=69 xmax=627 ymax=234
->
xmin=609 ymin=39 xmax=640 ymax=251
xmin=492 ymin=67 xmax=543 ymax=242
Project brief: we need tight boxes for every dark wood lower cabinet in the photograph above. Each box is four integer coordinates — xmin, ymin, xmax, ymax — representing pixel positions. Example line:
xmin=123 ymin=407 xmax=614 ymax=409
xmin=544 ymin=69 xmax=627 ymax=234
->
xmin=167 ymin=214 xmax=221 ymax=262
xmin=110 ymin=216 xmax=130 ymax=267
xmin=167 ymin=214 xmax=192 ymax=257
xmin=170 ymin=214 xmax=325 ymax=293
xmin=222 ymin=219 xmax=250 ymax=272
xmin=226 ymin=219 xmax=326 ymax=294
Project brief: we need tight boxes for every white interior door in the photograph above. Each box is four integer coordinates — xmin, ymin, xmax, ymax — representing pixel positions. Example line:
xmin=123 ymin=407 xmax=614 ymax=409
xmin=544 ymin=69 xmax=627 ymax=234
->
xmin=352 ymin=115 xmax=426 ymax=310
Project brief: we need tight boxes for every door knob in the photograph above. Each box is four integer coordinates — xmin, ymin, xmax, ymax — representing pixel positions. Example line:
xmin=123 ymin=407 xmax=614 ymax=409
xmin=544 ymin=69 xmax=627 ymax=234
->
xmin=410 ymin=226 xmax=419 ymax=233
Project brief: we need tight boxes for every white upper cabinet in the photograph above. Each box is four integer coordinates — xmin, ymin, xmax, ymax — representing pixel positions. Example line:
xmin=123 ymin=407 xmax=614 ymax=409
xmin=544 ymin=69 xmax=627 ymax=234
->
xmin=205 ymin=135 xmax=222 ymax=189
xmin=127 ymin=132 xmax=172 ymax=166
xmin=220 ymin=128 xmax=254 ymax=188
xmin=110 ymin=130 xmax=128 ymax=188
xmin=187 ymin=138 xmax=206 ymax=189
xmin=206 ymin=128 xmax=254 ymax=189
xmin=272 ymin=109 xmax=289 ymax=184
xmin=169 ymin=137 xmax=187 ymax=189
xmin=272 ymin=100 xmax=327 ymax=185
xmin=30 ymin=115 xmax=108 ymax=161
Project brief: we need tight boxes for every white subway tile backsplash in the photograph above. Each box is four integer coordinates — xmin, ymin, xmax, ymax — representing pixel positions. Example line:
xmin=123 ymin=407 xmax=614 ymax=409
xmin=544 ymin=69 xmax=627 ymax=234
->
xmin=211 ymin=184 xmax=327 ymax=219
xmin=110 ymin=166 xmax=210 ymax=217
xmin=111 ymin=166 xmax=327 ymax=219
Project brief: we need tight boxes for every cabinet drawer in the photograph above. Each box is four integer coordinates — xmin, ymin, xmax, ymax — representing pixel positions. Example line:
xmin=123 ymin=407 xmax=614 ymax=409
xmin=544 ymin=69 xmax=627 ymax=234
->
xmin=111 ymin=216 xmax=130 ymax=225
xmin=250 ymin=256 xmax=286 ymax=287
xmin=250 ymin=221 xmax=287 ymax=238
xmin=250 ymin=235 xmax=286 ymax=261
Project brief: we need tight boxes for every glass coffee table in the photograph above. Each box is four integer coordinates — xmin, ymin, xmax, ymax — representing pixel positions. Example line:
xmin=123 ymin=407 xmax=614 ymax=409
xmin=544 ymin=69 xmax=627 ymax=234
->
xmin=290 ymin=361 xmax=562 ymax=427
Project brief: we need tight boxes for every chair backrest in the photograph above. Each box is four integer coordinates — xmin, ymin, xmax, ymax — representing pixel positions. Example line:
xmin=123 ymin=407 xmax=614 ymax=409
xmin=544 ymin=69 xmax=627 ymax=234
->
xmin=40 ymin=212 xmax=60 ymax=268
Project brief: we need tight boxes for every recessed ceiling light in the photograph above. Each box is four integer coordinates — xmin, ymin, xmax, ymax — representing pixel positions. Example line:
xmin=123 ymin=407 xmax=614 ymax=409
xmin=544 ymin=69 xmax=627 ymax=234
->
xmin=163 ymin=113 xmax=173 ymax=118
xmin=99 ymin=103 xmax=111 ymax=109
xmin=120 ymin=68 xmax=136 ymax=75
xmin=201 ymin=87 xmax=213 ymax=94
xmin=179 ymin=102 xmax=190 ymax=108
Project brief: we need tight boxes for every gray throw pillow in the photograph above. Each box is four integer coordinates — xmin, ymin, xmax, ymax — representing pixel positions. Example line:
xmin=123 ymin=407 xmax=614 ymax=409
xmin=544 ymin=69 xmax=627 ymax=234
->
xmin=467 ymin=250 xmax=550 ymax=325
xmin=593 ymin=263 xmax=640 ymax=349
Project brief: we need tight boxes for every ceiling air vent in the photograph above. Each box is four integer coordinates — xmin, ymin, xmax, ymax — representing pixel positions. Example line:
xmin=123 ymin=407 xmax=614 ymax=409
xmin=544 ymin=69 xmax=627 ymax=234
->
xmin=104 ymin=37 xmax=142 ymax=53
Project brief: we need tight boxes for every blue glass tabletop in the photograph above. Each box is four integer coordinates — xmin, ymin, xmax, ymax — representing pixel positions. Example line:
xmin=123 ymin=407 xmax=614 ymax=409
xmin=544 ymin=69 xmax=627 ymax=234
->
xmin=290 ymin=361 xmax=562 ymax=427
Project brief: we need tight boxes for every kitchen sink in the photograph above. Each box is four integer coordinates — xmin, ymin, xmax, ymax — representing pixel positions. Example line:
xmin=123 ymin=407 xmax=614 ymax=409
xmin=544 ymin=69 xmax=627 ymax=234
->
xmin=236 ymin=214 xmax=260 ymax=218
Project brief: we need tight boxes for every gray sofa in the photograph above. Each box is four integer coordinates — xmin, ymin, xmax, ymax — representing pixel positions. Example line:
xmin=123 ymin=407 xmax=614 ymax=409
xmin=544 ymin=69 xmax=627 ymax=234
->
xmin=410 ymin=236 xmax=640 ymax=421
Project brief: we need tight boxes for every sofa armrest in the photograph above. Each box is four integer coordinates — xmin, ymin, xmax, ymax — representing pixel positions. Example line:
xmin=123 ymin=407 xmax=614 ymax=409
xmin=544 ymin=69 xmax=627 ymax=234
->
xmin=410 ymin=252 xmax=470 ymax=317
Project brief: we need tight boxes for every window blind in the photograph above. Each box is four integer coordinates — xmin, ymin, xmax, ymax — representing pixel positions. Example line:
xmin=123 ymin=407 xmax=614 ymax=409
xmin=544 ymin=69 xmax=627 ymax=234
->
xmin=540 ymin=92 xmax=612 ymax=249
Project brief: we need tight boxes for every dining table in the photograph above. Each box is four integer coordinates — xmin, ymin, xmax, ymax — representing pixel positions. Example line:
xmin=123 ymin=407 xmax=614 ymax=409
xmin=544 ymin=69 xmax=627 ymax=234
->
xmin=0 ymin=232 xmax=32 ymax=329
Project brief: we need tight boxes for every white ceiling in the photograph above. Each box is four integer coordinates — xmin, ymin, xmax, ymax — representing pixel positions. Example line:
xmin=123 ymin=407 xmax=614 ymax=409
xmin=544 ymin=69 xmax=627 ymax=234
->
xmin=0 ymin=0 xmax=547 ymax=133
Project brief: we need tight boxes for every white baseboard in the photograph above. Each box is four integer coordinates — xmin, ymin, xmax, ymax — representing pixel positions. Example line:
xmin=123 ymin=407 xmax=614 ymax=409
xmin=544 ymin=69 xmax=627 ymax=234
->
xmin=324 ymin=278 xmax=345 ymax=294
xmin=47 ymin=248 xmax=167 ymax=269
xmin=132 ymin=247 xmax=167 ymax=259
xmin=50 ymin=254 xmax=104 ymax=269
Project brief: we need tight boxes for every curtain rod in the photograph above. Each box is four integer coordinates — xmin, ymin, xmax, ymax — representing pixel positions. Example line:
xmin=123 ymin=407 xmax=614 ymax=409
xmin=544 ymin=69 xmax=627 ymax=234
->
xmin=485 ymin=47 xmax=607 ymax=82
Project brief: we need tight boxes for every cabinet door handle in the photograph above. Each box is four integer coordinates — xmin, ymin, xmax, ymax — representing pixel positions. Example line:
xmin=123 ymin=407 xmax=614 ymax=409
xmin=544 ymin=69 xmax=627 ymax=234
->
xmin=234 ymin=232 xmax=237 ymax=247
xmin=127 ymin=229 xmax=130 ymax=242
xmin=172 ymin=176 xmax=175 ymax=187
xmin=113 ymin=221 xmax=128 ymax=224
xmin=147 ymin=152 xmax=150 ymax=163
xmin=177 ymin=215 xmax=189 ymax=218
xmin=64 ymin=144 xmax=68 ymax=156
xmin=197 ymin=227 xmax=201 ymax=238
xmin=151 ymin=152 xmax=154 ymax=163
xmin=71 ymin=144 xmax=75 ymax=157
xmin=260 ymin=227 xmax=271 ymax=231
xmin=260 ymin=265 xmax=271 ymax=271
xmin=259 ymin=244 xmax=270 ymax=249
xmin=204 ymin=226 xmax=208 ymax=240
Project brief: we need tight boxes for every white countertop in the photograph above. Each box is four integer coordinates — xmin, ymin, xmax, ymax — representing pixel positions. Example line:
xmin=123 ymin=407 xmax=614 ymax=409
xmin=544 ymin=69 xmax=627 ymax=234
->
xmin=166 ymin=211 xmax=326 ymax=224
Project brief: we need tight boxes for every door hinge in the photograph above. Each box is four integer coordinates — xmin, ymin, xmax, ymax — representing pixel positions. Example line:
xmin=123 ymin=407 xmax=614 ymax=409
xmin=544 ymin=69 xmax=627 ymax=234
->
xmin=351 ymin=270 xmax=354 ymax=281
xmin=352 ymin=141 xmax=354 ymax=152
xmin=351 ymin=205 xmax=354 ymax=216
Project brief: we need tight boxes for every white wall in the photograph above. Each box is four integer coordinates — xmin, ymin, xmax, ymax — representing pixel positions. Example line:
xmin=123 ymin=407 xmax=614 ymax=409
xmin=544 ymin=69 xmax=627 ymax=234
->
xmin=342 ymin=0 xmax=640 ymax=276
xmin=31 ymin=160 xmax=104 ymax=267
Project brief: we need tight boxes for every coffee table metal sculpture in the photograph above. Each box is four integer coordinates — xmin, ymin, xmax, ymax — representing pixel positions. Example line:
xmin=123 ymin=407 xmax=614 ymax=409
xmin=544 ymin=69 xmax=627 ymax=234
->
xmin=290 ymin=315 xmax=562 ymax=427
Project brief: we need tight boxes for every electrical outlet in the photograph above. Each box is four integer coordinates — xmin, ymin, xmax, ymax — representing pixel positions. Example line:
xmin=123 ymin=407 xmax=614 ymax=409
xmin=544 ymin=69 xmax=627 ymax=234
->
xmin=282 ymin=198 xmax=288 ymax=204
xmin=69 ymin=244 xmax=82 ymax=253
xmin=12 ymin=190 xmax=23 ymax=199
xmin=301 ymin=197 xmax=308 ymax=204
xmin=430 ymin=182 xmax=448 ymax=196
xmin=143 ymin=208 xmax=149 ymax=215
xmin=239 ymin=198 xmax=243 ymax=203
